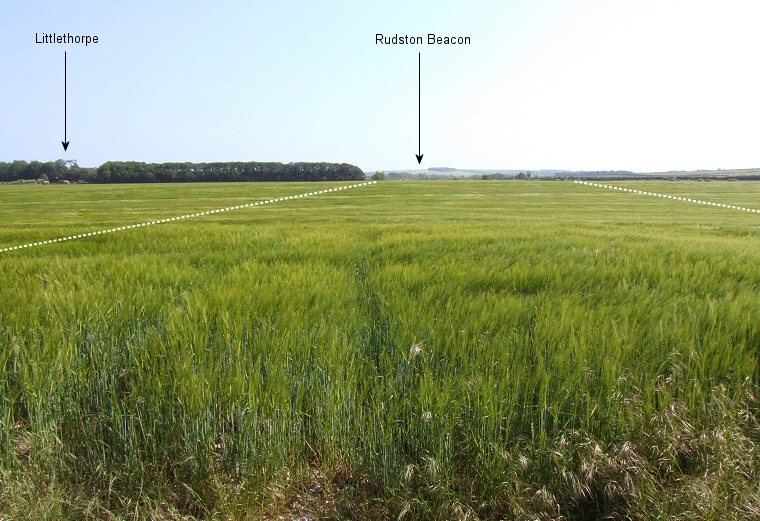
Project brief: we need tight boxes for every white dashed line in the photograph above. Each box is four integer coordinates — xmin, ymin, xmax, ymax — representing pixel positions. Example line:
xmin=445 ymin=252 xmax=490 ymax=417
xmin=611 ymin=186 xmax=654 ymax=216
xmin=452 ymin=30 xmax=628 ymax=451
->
xmin=574 ymin=180 xmax=758 ymax=214
xmin=1 ymin=181 xmax=377 ymax=254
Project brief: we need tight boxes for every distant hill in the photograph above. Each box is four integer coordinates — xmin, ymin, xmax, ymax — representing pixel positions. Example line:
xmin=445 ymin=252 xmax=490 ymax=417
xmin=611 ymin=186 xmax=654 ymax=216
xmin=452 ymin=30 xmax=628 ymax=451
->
xmin=639 ymin=168 xmax=760 ymax=179
xmin=369 ymin=168 xmax=760 ymax=180
xmin=381 ymin=169 xmax=572 ymax=179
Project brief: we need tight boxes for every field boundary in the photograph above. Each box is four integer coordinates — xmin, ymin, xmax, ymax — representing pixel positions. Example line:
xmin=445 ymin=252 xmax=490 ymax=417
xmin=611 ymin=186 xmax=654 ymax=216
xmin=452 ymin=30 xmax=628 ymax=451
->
xmin=574 ymin=180 xmax=759 ymax=213
xmin=0 ymin=181 xmax=377 ymax=254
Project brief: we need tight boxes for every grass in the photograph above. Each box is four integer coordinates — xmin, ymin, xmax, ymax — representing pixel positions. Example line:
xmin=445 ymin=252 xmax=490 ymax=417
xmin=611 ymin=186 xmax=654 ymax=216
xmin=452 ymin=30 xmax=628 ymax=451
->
xmin=1 ymin=180 xmax=760 ymax=520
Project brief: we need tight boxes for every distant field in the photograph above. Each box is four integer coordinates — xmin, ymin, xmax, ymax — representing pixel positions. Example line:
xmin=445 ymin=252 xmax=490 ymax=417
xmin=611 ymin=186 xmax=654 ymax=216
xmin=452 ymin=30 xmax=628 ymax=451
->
xmin=1 ymin=181 xmax=759 ymax=520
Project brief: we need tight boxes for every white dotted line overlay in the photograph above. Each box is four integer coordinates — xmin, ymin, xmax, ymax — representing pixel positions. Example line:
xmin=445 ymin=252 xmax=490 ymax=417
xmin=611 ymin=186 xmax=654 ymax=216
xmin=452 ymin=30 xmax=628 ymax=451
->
xmin=1 ymin=181 xmax=377 ymax=254
xmin=574 ymin=180 xmax=759 ymax=214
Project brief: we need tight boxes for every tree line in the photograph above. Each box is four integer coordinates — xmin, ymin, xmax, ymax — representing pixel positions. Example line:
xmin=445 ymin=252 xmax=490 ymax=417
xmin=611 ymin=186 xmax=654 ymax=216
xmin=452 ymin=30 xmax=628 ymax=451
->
xmin=0 ymin=160 xmax=365 ymax=183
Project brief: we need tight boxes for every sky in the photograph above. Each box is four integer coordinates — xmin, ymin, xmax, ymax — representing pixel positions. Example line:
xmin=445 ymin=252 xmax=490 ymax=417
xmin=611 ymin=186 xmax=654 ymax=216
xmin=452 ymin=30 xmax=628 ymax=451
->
xmin=1 ymin=0 xmax=759 ymax=173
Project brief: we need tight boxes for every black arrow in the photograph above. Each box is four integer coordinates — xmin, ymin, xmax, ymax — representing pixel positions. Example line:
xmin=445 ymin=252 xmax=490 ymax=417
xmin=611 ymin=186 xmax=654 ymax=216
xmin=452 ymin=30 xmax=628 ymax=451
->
xmin=62 ymin=51 xmax=69 ymax=151
xmin=415 ymin=52 xmax=423 ymax=164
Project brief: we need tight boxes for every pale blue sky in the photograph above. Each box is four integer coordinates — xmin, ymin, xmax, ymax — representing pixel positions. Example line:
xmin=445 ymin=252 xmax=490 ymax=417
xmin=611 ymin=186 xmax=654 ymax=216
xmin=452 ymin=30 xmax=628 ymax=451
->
xmin=1 ymin=1 xmax=759 ymax=172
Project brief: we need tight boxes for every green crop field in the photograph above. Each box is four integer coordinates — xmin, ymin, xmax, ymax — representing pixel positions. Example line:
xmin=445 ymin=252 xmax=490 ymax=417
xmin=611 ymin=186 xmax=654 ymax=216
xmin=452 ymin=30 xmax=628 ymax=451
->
xmin=1 ymin=181 xmax=759 ymax=520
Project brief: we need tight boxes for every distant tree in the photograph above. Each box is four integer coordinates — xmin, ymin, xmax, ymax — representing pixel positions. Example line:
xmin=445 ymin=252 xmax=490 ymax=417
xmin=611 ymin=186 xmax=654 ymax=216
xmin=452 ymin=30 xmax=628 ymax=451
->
xmin=481 ymin=174 xmax=492 ymax=180
xmin=40 ymin=162 xmax=56 ymax=180
xmin=54 ymin=159 xmax=68 ymax=179
xmin=515 ymin=172 xmax=528 ymax=180
xmin=9 ymin=160 xmax=29 ymax=180
xmin=6 ymin=160 xmax=365 ymax=184
xmin=28 ymin=161 xmax=43 ymax=179
xmin=372 ymin=171 xmax=386 ymax=181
